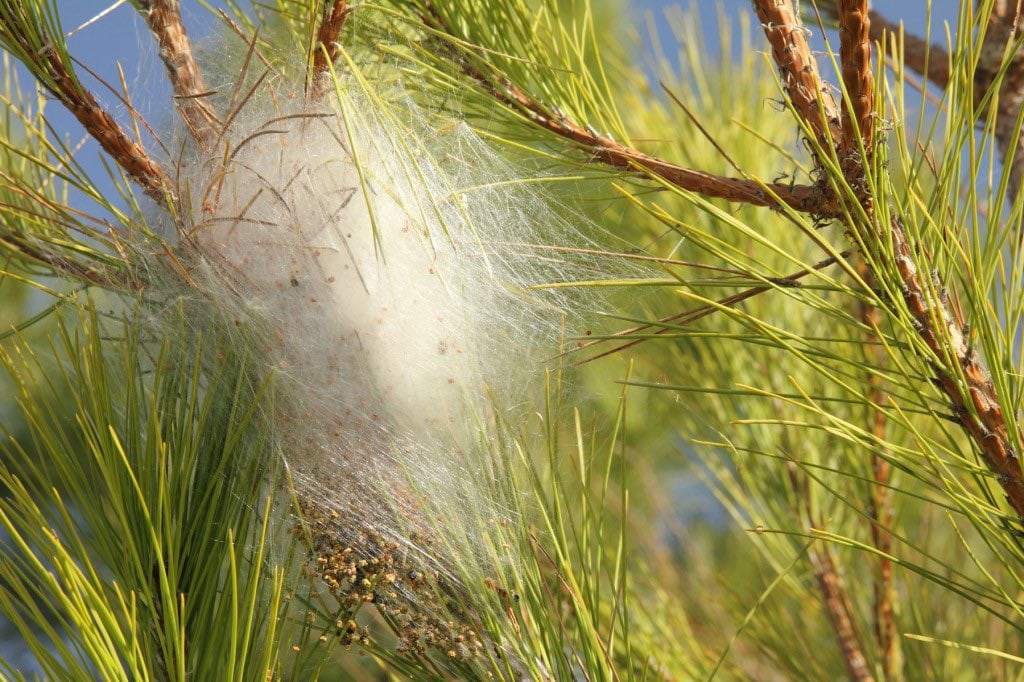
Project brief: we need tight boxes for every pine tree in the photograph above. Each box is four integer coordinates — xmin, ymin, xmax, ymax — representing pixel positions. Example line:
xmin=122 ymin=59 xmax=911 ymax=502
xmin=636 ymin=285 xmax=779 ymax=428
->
xmin=1 ymin=1 xmax=1024 ymax=679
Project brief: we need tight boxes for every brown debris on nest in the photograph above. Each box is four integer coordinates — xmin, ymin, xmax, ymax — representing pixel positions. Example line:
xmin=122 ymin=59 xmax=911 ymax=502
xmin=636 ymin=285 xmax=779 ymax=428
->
xmin=295 ymin=487 xmax=488 ymax=662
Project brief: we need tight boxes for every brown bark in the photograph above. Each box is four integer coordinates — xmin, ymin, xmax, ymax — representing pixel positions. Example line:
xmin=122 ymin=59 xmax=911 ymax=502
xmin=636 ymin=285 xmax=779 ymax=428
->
xmin=812 ymin=546 xmax=876 ymax=682
xmin=753 ymin=0 xmax=842 ymax=160
xmin=137 ymin=0 xmax=220 ymax=147
xmin=309 ymin=0 xmax=352 ymax=98
xmin=837 ymin=0 xmax=874 ymax=178
xmin=47 ymin=54 xmax=171 ymax=201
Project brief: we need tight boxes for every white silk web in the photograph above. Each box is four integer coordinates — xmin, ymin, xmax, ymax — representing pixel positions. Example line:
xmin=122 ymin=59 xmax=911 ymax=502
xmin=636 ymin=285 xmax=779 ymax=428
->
xmin=154 ymin=70 xmax=632 ymax=655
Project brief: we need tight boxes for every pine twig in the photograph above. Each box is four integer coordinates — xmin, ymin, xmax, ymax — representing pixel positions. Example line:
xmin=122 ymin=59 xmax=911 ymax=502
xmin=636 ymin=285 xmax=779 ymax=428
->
xmin=136 ymin=0 xmax=220 ymax=148
xmin=817 ymin=2 xmax=951 ymax=90
xmin=811 ymin=545 xmax=875 ymax=682
xmin=752 ymin=0 xmax=842 ymax=163
xmin=865 ymin=409 xmax=896 ymax=680
xmin=785 ymin=461 xmax=874 ymax=682
xmin=42 ymin=53 xmax=170 ymax=200
xmin=416 ymin=7 xmax=826 ymax=214
xmin=855 ymin=271 xmax=897 ymax=679
xmin=834 ymin=2 xmax=896 ymax=674
xmin=309 ymin=0 xmax=351 ymax=98
xmin=836 ymin=0 xmax=874 ymax=175
xmin=854 ymin=267 xmax=897 ymax=679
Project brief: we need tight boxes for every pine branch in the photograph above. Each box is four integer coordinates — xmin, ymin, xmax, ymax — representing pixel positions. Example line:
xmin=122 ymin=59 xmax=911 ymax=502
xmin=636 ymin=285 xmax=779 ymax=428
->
xmin=0 ymin=1 xmax=172 ymax=201
xmin=309 ymin=0 xmax=351 ymax=98
xmin=752 ymin=2 xmax=1024 ymax=534
xmin=415 ymin=5 xmax=827 ymax=214
xmin=811 ymin=546 xmax=874 ymax=682
xmin=866 ymin=429 xmax=895 ymax=678
xmin=134 ymin=0 xmax=220 ymax=148
xmin=833 ymin=3 xmax=895 ymax=673
xmin=977 ymin=5 xmax=1024 ymax=204
xmin=414 ymin=1 xmax=1024 ymax=531
xmin=854 ymin=260 xmax=896 ymax=680
xmin=821 ymin=0 xmax=1024 ymax=558
xmin=836 ymin=0 xmax=873 ymax=175
xmin=752 ymin=0 xmax=842 ymax=165
xmin=41 ymin=59 xmax=171 ymax=201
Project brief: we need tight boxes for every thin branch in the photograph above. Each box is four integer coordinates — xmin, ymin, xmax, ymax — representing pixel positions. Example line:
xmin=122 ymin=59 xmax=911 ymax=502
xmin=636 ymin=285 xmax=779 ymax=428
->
xmin=44 ymin=50 xmax=170 ymax=200
xmin=843 ymin=4 xmax=1024 ymax=526
xmin=811 ymin=544 xmax=875 ymax=682
xmin=752 ymin=0 xmax=842 ymax=163
xmin=417 ymin=7 xmax=826 ymax=214
xmin=785 ymin=459 xmax=874 ymax=682
xmin=309 ymin=0 xmax=351 ymax=98
xmin=866 ymin=423 xmax=896 ymax=680
xmin=855 ymin=263 xmax=897 ymax=679
xmin=834 ymin=2 xmax=895 ymax=674
xmin=836 ymin=0 xmax=874 ymax=172
xmin=824 ymin=2 xmax=1024 ymax=541
xmin=135 ymin=0 xmax=220 ymax=148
